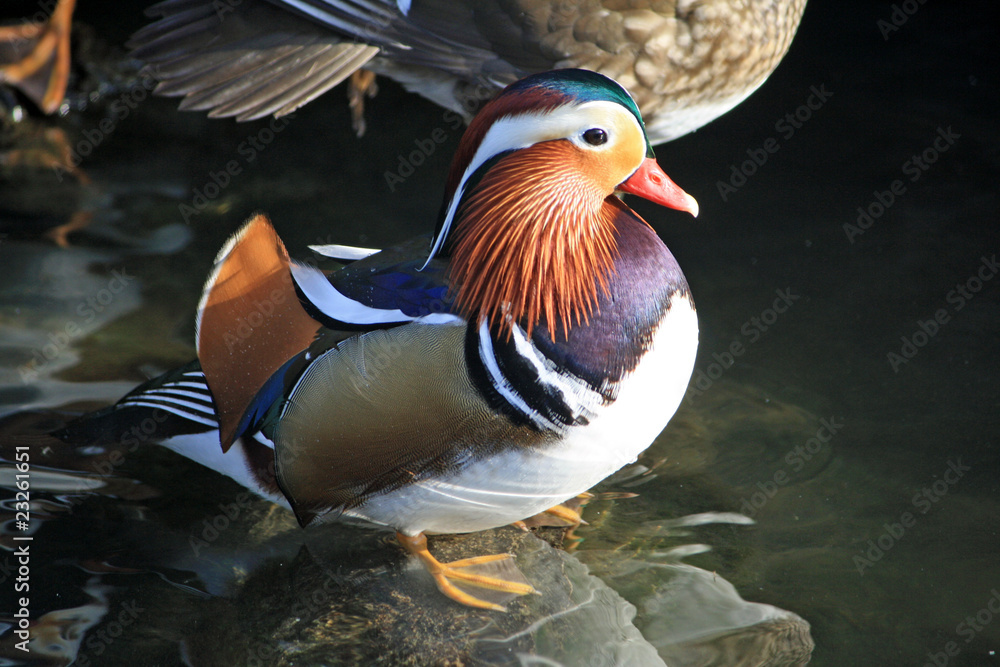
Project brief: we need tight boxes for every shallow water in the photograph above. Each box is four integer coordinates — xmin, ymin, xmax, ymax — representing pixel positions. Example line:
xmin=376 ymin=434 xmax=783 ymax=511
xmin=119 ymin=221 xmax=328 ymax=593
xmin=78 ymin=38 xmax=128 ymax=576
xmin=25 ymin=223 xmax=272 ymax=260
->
xmin=0 ymin=0 xmax=998 ymax=665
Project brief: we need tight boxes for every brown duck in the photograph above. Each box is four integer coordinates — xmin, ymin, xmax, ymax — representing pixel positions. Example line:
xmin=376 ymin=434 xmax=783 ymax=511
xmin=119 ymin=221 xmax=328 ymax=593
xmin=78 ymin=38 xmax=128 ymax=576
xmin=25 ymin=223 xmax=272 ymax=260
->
xmin=127 ymin=0 xmax=807 ymax=143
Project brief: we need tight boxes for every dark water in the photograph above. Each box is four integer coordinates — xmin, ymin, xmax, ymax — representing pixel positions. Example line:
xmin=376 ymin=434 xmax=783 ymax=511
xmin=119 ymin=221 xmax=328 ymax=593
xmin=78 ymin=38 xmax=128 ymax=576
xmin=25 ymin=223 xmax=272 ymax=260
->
xmin=0 ymin=1 xmax=997 ymax=665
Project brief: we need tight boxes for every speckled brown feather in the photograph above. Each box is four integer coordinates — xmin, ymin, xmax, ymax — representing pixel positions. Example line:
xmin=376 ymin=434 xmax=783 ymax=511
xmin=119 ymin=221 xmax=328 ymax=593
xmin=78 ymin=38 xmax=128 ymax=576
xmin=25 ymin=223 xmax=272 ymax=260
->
xmin=480 ymin=0 xmax=808 ymax=113
xmin=129 ymin=0 xmax=807 ymax=142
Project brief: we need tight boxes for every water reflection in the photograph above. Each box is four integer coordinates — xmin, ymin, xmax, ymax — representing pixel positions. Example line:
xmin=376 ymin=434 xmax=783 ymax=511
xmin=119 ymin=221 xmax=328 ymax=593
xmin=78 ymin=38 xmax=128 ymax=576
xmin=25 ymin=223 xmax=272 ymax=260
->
xmin=0 ymin=397 xmax=814 ymax=666
xmin=0 ymin=578 xmax=110 ymax=666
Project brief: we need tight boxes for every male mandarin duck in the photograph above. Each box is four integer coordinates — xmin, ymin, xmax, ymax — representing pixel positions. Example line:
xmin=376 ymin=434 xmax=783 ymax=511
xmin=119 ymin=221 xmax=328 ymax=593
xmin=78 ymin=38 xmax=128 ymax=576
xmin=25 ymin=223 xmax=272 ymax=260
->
xmin=60 ymin=69 xmax=700 ymax=610
xmin=128 ymin=0 xmax=806 ymax=143
xmin=0 ymin=0 xmax=76 ymax=114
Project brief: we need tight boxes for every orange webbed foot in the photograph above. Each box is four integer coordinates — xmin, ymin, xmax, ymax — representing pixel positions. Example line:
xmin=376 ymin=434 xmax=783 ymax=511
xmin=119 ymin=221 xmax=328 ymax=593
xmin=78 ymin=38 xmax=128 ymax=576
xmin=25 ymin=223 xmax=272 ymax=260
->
xmin=396 ymin=532 xmax=536 ymax=611
xmin=516 ymin=492 xmax=595 ymax=529
xmin=0 ymin=0 xmax=76 ymax=114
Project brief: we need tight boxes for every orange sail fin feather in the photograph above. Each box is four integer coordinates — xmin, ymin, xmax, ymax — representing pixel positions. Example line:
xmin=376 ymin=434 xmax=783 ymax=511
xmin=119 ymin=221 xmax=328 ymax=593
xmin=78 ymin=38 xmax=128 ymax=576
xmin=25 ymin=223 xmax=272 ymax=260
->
xmin=196 ymin=215 xmax=320 ymax=450
xmin=448 ymin=141 xmax=621 ymax=340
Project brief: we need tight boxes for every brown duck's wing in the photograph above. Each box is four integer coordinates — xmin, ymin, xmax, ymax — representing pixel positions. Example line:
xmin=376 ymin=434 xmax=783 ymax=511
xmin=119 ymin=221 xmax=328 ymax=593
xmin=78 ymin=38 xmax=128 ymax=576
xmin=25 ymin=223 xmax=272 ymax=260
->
xmin=378 ymin=0 xmax=807 ymax=142
xmin=442 ymin=0 xmax=807 ymax=128
xmin=129 ymin=0 xmax=805 ymax=138
xmin=127 ymin=0 xmax=536 ymax=121
xmin=128 ymin=0 xmax=379 ymax=120
xmin=394 ymin=0 xmax=618 ymax=76
xmin=272 ymin=322 xmax=546 ymax=527
xmin=260 ymin=0 xmax=530 ymax=76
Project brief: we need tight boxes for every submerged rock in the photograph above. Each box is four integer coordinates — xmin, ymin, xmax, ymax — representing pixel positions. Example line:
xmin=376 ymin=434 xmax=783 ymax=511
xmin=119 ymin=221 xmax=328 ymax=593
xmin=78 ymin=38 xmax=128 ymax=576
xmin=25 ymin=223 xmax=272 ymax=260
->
xmin=579 ymin=550 xmax=815 ymax=667
xmin=178 ymin=526 xmax=666 ymax=667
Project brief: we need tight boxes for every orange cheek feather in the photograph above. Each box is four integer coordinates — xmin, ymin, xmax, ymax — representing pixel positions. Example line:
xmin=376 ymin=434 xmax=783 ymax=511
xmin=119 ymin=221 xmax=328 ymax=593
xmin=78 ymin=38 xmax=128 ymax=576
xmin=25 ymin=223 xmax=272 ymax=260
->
xmin=448 ymin=141 xmax=624 ymax=340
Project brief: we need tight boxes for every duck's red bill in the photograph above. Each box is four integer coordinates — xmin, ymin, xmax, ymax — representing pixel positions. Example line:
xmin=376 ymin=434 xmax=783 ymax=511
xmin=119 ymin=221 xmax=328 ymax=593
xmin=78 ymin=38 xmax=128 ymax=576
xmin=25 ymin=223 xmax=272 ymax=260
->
xmin=618 ymin=158 xmax=699 ymax=217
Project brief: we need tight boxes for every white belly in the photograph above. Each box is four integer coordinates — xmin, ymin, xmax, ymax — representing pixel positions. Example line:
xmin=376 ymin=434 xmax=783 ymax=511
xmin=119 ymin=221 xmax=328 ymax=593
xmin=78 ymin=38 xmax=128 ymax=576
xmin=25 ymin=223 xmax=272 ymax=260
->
xmin=157 ymin=431 xmax=290 ymax=509
xmin=349 ymin=297 xmax=699 ymax=535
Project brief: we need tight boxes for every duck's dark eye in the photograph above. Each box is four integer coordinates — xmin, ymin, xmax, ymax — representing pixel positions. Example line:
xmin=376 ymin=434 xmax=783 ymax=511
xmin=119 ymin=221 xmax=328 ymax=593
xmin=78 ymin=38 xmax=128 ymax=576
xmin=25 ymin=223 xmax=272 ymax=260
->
xmin=583 ymin=128 xmax=608 ymax=146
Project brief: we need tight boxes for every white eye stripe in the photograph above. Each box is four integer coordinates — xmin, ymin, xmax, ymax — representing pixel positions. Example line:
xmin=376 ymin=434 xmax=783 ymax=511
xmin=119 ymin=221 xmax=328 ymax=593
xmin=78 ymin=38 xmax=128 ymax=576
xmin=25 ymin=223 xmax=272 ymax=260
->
xmin=468 ymin=102 xmax=638 ymax=184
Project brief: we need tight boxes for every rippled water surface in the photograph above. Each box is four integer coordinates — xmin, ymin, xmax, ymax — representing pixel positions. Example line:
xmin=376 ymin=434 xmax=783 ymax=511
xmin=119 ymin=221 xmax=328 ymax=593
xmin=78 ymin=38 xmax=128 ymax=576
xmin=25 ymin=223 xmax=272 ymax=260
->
xmin=1 ymin=1 xmax=997 ymax=665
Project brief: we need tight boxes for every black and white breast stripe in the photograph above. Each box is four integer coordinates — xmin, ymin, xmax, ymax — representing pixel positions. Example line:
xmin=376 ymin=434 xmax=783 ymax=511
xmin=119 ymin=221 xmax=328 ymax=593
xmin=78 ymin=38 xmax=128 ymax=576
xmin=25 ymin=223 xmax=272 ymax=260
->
xmin=118 ymin=368 xmax=219 ymax=428
xmin=468 ymin=321 xmax=604 ymax=432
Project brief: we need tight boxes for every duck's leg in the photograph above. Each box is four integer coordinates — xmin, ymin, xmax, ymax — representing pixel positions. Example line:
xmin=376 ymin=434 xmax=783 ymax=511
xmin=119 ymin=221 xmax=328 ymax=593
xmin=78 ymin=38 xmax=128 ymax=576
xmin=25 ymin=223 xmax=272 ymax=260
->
xmin=541 ymin=502 xmax=588 ymax=525
xmin=348 ymin=69 xmax=378 ymax=137
xmin=396 ymin=532 xmax=536 ymax=612
xmin=512 ymin=492 xmax=594 ymax=530
xmin=0 ymin=0 xmax=76 ymax=114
